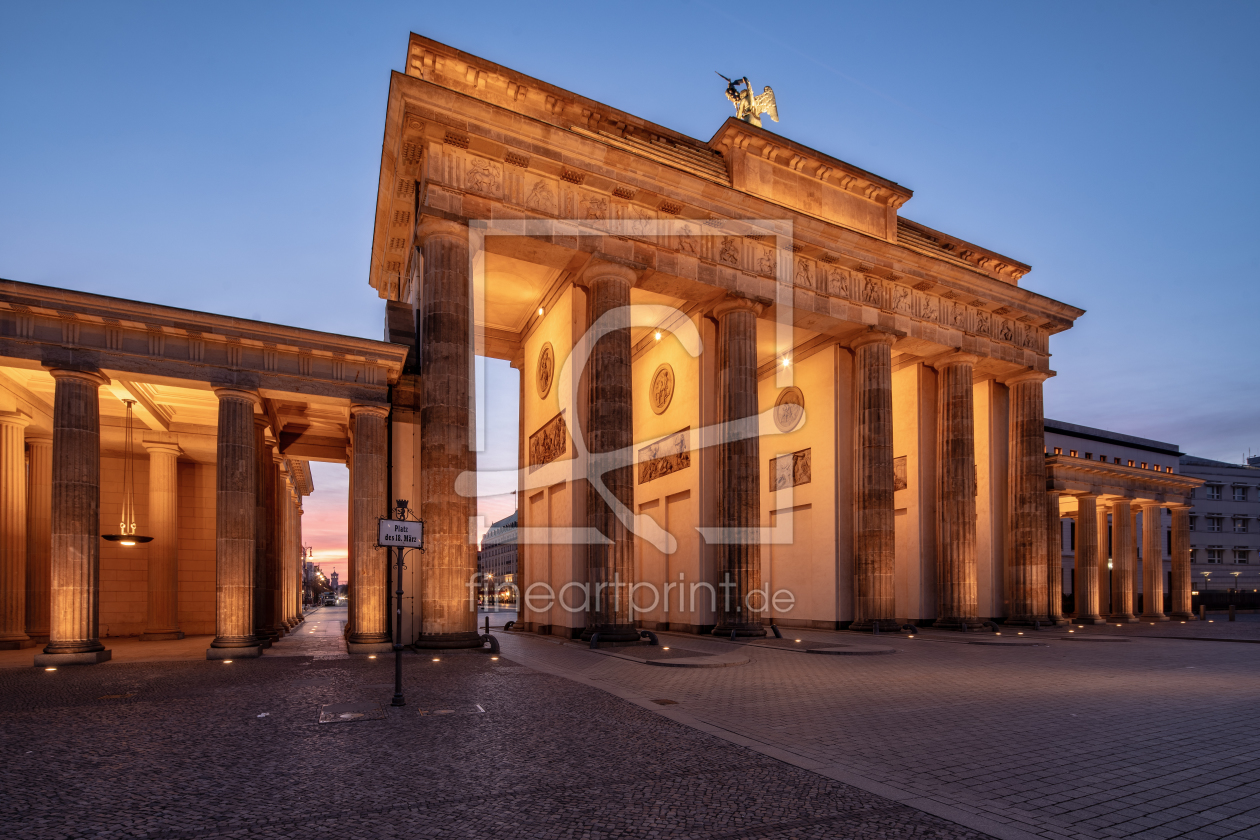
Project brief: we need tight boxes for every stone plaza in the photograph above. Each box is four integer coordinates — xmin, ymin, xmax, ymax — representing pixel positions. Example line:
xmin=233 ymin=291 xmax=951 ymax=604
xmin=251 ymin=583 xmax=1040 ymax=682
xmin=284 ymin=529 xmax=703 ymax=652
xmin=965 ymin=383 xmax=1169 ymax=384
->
xmin=3 ymin=609 xmax=1260 ymax=839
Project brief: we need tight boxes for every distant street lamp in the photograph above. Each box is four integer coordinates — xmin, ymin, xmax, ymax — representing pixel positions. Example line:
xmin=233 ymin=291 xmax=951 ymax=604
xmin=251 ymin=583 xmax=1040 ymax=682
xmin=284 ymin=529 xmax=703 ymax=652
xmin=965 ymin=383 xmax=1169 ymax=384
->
xmin=1231 ymin=571 xmax=1242 ymax=591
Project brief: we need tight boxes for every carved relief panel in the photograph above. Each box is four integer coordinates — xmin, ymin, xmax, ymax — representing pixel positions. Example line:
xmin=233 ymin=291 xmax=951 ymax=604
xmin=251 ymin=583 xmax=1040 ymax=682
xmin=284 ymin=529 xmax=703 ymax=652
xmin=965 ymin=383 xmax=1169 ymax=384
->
xmin=529 ymin=412 xmax=567 ymax=472
xmin=770 ymin=448 xmax=812 ymax=491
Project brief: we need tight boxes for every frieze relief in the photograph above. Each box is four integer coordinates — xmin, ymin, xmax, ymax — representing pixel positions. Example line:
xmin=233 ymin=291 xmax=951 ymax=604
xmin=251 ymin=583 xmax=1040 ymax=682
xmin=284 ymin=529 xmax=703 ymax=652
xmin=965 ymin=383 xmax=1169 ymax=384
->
xmin=529 ymin=411 xmax=568 ymax=472
xmin=638 ymin=427 xmax=690 ymax=484
xmin=770 ymin=448 xmax=811 ymax=491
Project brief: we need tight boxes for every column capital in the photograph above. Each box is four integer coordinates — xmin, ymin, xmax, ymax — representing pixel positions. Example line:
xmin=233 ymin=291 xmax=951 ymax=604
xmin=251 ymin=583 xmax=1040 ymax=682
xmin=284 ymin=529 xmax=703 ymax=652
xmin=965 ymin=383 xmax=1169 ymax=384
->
xmin=24 ymin=431 xmax=52 ymax=445
xmin=48 ymin=366 xmax=109 ymax=388
xmin=927 ymin=350 xmax=980 ymax=371
xmin=712 ymin=295 xmax=765 ymax=320
xmin=350 ymin=403 xmax=391 ymax=419
xmin=416 ymin=215 xmax=467 ymax=244
xmin=0 ymin=410 xmax=31 ymax=430
xmin=847 ymin=325 xmax=903 ymax=351
xmin=141 ymin=439 xmax=183 ymax=457
xmin=1002 ymin=367 xmax=1054 ymax=387
xmin=212 ymin=387 xmax=261 ymax=407
xmin=578 ymin=258 xmax=638 ymax=287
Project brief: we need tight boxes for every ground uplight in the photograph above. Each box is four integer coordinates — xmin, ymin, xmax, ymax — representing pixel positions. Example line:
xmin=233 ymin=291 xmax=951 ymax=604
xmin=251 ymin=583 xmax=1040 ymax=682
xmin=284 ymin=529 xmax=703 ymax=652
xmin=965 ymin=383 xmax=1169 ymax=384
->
xmin=44 ymin=667 xmax=56 ymax=672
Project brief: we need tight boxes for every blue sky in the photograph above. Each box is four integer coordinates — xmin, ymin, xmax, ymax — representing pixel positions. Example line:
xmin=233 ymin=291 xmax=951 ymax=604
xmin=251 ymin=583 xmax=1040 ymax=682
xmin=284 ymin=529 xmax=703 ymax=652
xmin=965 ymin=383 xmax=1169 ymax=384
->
xmin=3 ymin=2 xmax=1258 ymax=566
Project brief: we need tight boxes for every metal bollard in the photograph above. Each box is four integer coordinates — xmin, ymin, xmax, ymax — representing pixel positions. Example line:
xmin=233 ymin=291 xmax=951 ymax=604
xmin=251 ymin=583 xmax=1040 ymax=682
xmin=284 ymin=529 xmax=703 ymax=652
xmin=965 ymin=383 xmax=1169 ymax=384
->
xmin=771 ymin=625 xmax=782 ymax=639
xmin=1230 ymin=604 xmax=1236 ymax=622
xmin=484 ymin=616 xmax=490 ymax=635
xmin=1199 ymin=605 xmax=1205 ymax=621
xmin=589 ymin=632 xmax=601 ymax=650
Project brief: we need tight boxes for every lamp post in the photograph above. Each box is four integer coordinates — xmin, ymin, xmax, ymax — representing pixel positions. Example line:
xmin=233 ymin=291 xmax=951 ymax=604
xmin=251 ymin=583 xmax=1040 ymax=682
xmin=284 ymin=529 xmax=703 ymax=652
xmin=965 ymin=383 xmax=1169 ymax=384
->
xmin=1231 ymin=571 xmax=1241 ymax=592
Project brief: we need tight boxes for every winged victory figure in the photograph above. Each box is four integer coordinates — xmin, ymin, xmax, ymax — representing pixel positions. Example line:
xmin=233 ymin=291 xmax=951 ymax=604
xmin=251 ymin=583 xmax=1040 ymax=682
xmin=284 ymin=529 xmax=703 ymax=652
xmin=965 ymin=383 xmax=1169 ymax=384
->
xmin=722 ymin=75 xmax=779 ymax=128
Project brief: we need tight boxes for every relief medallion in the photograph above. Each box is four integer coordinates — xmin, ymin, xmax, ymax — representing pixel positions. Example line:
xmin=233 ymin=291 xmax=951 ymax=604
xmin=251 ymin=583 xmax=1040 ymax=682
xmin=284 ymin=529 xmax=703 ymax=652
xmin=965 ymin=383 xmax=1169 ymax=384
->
xmin=536 ymin=342 xmax=555 ymax=399
xmin=773 ymin=386 xmax=805 ymax=432
xmin=649 ymin=363 xmax=675 ymax=415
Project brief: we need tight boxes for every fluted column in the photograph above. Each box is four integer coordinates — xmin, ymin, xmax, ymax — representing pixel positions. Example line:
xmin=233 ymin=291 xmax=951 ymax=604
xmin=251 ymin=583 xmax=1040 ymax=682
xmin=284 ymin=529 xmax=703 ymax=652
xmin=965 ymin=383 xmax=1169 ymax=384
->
xmin=140 ymin=439 xmax=183 ymax=640
xmin=851 ymin=327 xmax=899 ymax=632
xmin=1005 ymin=370 xmax=1051 ymax=625
xmin=283 ymin=478 xmax=297 ymax=628
xmin=250 ymin=419 xmax=274 ymax=645
xmin=579 ymin=260 xmax=638 ymax=642
xmin=348 ymin=405 xmax=391 ymax=648
xmin=1097 ymin=502 xmax=1111 ymax=617
xmin=39 ymin=368 xmax=111 ymax=664
xmin=1109 ymin=499 xmax=1137 ymax=622
xmin=260 ymin=443 xmax=281 ymax=639
xmin=25 ymin=435 xmax=52 ymax=639
xmin=295 ymin=502 xmax=305 ymax=621
xmin=1130 ymin=506 xmax=1141 ymax=616
xmin=932 ymin=352 xmax=981 ymax=630
xmin=1170 ymin=505 xmax=1192 ymax=619
xmin=1073 ymin=493 xmax=1104 ymax=624
xmin=415 ymin=217 xmax=481 ymax=648
xmin=712 ymin=298 xmax=766 ymax=637
xmin=207 ymin=388 xmax=260 ymax=657
xmin=0 ymin=412 xmax=31 ymax=648
xmin=1140 ymin=503 xmax=1168 ymax=620
xmin=269 ymin=452 xmax=287 ymax=636
xmin=1046 ymin=491 xmax=1065 ymax=623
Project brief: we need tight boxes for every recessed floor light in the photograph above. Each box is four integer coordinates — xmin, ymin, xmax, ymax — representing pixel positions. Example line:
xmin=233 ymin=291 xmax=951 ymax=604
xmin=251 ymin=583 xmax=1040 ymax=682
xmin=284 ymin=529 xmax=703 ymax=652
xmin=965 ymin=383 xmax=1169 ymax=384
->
xmin=44 ymin=667 xmax=56 ymax=672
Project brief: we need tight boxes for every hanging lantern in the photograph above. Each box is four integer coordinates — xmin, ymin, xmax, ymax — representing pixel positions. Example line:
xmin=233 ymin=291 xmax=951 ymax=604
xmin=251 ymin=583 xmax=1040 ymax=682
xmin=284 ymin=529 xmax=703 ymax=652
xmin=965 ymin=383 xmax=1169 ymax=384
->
xmin=102 ymin=399 xmax=153 ymax=546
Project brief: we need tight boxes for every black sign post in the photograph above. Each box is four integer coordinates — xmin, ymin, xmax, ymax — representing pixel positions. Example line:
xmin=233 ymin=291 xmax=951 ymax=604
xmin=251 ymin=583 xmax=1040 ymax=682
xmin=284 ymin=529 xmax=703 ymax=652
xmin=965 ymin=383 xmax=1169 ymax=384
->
xmin=378 ymin=502 xmax=424 ymax=707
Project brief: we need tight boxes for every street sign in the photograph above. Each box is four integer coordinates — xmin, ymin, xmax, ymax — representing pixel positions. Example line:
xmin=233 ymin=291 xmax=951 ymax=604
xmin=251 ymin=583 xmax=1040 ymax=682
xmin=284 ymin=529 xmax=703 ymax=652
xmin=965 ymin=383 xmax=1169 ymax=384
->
xmin=378 ymin=518 xmax=423 ymax=548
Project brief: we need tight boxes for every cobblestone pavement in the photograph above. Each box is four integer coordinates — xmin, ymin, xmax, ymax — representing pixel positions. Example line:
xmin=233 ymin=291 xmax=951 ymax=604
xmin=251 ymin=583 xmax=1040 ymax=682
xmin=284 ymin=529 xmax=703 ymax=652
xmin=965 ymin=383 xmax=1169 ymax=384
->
xmin=1 ymin=645 xmax=993 ymax=839
xmin=495 ymin=625 xmax=1260 ymax=840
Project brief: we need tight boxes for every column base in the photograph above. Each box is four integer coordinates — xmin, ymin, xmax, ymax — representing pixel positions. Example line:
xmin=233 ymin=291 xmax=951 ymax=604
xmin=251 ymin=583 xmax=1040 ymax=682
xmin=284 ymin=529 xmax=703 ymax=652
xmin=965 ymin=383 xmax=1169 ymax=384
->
xmin=933 ymin=617 xmax=986 ymax=631
xmin=35 ymin=649 xmax=111 ymax=666
xmin=413 ymin=631 xmax=485 ymax=650
xmin=711 ymin=624 xmax=767 ymax=638
xmin=1002 ymin=616 xmax=1052 ymax=627
xmin=1045 ymin=618 xmax=1071 ymax=626
xmin=1106 ymin=615 xmax=1138 ymax=624
xmin=1170 ymin=612 xmax=1194 ymax=620
xmin=580 ymin=624 xmax=641 ymax=643
xmin=1072 ymin=617 xmax=1107 ymax=625
xmin=1140 ymin=615 xmax=1170 ymax=622
xmin=206 ymin=646 xmax=261 ymax=660
xmin=848 ymin=619 xmax=902 ymax=633
xmin=0 ymin=637 xmax=40 ymax=650
xmin=347 ymin=641 xmax=395 ymax=654
xmin=139 ymin=631 xmax=185 ymax=641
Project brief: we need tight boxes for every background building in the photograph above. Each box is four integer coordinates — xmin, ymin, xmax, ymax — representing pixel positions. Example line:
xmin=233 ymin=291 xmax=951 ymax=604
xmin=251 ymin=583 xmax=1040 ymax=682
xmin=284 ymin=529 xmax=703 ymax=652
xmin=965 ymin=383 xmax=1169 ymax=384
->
xmin=477 ymin=511 xmax=517 ymax=603
xmin=1180 ymin=455 xmax=1260 ymax=593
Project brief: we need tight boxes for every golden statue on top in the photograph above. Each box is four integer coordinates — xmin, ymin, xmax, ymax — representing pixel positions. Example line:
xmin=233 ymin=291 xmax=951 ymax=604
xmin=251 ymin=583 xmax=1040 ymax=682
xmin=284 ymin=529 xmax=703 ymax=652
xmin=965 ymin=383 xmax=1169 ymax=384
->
xmin=720 ymin=73 xmax=779 ymax=128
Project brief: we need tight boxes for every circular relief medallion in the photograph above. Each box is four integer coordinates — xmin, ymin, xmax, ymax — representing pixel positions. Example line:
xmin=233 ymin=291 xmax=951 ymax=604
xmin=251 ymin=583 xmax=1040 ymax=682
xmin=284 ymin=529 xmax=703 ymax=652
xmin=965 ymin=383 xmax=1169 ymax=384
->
xmin=536 ymin=343 xmax=555 ymax=399
xmin=649 ymin=363 xmax=675 ymax=415
xmin=774 ymin=387 xmax=805 ymax=432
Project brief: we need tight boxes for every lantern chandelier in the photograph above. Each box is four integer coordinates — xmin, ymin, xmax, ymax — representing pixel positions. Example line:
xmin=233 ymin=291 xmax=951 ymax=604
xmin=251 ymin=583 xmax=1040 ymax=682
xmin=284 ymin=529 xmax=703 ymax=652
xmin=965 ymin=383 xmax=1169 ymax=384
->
xmin=102 ymin=399 xmax=152 ymax=546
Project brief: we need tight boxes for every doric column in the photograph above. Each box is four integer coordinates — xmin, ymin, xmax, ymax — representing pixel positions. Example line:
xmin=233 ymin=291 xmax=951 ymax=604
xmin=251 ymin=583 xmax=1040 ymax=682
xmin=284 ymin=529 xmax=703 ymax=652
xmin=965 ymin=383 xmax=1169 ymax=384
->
xmin=1139 ymin=503 xmax=1168 ymax=620
xmin=1097 ymin=502 xmax=1111 ymax=617
xmin=1073 ymin=493 xmax=1104 ymax=624
xmin=284 ymin=479 xmax=298 ymax=628
xmin=295 ymin=501 xmax=305 ymax=622
xmin=140 ymin=438 xmax=183 ymax=640
xmin=1130 ymin=506 xmax=1141 ymax=615
xmin=25 ymin=434 xmax=52 ymax=639
xmin=250 ymin=419 xmax=274 ymax=646
xmin=1006 ymin=370 xmax=1051 ymax=624
xmin=712 ymin=297 xmax=766 ymax=637
xmin=580 ymin=260 xmax=638 ymax=642
xmin=932 ymin=352 xmax=981 ymax=630
xmin=1169 ymin=505 xmax=1192 ymax=619
xmin=38 ymin=368 xmax=111 ymax=664
xmin=1109 ymin=499 xmax=1137 ymax=622
xmin=258 ymin=442 xmax=280 ymax=639
xmin=348 ymin=404 xmax=391 ymax=649
xmin=415 ymin=217 xmax=480 ymax=648
xmin=850 ymin=327 xmax=899 ymax=632
xmin=1046 ymin=491 xmax=1065 ymax=623
xmin=207 ymin=388 xmax=261 ymax=658
xmin=268 ymin=451 xmax=287 ymax=636
xmin=0 ymin=412 xmax=31 ymax=649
